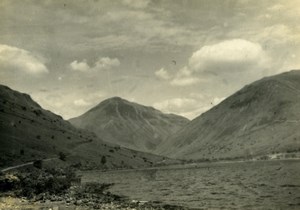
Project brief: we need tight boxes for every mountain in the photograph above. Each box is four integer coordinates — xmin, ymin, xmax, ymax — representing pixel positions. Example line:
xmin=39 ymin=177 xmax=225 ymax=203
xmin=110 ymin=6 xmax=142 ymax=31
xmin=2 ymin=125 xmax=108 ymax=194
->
xmin=69 ymin=97 xmax=189 ymax=153
xmin=0 ymin=84 xmax=166 ymax=169
xmin=156 ymin=70 xmax=300 ymax=160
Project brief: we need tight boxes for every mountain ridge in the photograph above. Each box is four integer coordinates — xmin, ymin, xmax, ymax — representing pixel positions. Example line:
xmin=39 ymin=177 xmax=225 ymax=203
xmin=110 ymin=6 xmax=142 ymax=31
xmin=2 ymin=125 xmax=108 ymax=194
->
xmin=0 ymin=84 xmax=166 ymax=169
xmin=156 ymin=70 xmax=300 ymax=160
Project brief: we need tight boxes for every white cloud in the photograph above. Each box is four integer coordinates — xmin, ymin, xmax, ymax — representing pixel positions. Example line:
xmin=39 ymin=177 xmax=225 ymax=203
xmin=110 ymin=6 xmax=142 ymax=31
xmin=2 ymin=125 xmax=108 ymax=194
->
xmin=170 ymin=77 xmax=200 ymax=86
xmin=154 ymin=98 xmax=197 ymax=113
xmin=70 ymin=59 xmax=90 ymax=72
xmin=154 ymin=97 xmax=206 ymax=119
xmin=32 ymin=88 xmax=107 ymax=120
xmin=155 ymin=68 xmax=171 ymax=80
xmin=74 ymin=99 xmax=91 ymax=107
xmin=189 ymin=39 xmax=268 ymax=72
xmin=70 ymin=57 xmax=120 ymax=72
xmin=154 ymin=95 xmax=226 ymax=119
xmin=0 ymin=44 xmax=48 ymax=75
xmin=95 ymin=57 xmax=120 ymax=70
xmin=170 ymin=39 xmax=271 ymax=87
xmin=170 ymin=66 xmax=201 ymax=86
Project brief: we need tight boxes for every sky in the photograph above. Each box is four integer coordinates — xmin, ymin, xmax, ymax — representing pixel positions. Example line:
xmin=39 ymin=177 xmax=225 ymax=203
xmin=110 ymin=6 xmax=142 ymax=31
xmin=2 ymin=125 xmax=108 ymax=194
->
xmin=0 ymin=0 xmax=299 ymax=120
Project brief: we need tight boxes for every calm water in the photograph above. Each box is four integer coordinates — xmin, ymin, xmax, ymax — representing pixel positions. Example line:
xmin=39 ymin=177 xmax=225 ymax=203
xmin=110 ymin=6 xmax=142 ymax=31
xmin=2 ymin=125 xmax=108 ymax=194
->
xmin=81 ymin=160 xmax=300 ymax=209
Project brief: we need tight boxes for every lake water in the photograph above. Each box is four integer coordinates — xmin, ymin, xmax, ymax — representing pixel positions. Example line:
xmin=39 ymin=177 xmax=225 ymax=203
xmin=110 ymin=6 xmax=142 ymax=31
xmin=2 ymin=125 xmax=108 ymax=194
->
xmin=81 ymin=160 xmax=300 ymax=209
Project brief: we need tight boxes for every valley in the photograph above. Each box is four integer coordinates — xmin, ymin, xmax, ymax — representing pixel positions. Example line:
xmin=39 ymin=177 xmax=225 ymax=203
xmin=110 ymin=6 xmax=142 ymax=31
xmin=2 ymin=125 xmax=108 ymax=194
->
xmin=1 ymin=71 xmax=300 ymax=210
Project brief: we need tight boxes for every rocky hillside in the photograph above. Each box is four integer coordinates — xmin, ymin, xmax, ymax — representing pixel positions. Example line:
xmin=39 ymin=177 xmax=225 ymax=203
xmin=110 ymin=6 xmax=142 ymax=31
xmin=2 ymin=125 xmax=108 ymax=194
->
xmin=157 ymin=70 xmax=300 ymax=160
xmin=69 ymin=97 xmax=189 ymax=153
xmin=0 ymin=85 xmax=166 ymax=169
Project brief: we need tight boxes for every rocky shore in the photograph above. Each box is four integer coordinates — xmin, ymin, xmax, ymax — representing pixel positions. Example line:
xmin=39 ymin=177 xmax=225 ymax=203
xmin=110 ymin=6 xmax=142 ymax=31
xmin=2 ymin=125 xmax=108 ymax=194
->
xmin=1 ymin=185 xmax=186 ymax=210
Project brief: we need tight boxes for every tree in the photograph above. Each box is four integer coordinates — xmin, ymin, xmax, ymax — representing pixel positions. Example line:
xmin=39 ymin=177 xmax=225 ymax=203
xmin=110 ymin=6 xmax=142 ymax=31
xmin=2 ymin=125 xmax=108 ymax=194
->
xmin=33 ymin=160 xmax=43 ymax=169
xmin=58 ymin=152 xmax=66 ymax=161
xmin=20 ymin=149 xmax=24 ymax=156
xmin=101 ymin=156 xmax=106 ymax=165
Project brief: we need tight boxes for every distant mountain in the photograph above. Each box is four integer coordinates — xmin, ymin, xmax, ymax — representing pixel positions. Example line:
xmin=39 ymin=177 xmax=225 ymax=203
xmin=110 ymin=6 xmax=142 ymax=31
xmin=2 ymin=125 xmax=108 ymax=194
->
xmin=0 ymin=85 xmax=166 ymax=169
xmin=157 ymin=70 xmax=300 ymax=160
xmin=69 ymin=97 xmax=189 ymax=153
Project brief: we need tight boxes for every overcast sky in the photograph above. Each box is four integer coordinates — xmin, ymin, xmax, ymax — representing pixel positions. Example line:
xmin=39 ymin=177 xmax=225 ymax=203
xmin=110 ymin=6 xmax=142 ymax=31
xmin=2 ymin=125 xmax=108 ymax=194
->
xmin=0 ymin=0 xmax=299 ymax=119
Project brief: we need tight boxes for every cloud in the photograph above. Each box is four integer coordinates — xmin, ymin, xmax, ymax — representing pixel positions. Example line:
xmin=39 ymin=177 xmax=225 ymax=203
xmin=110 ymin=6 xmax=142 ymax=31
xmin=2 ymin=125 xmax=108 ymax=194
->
xmin=70 ymin=59 xmax=90 ymax=72
xmin=155 ymin=68 xmax=171 ymax=80
xmin=32 ymin=88 xmax=107 ymax=120
xmin=70 ymin=57 xmax=120 ymax=72
xmin=95 ymin=57 xmax=120 ymax=70
xmin=258 ymin=24 xmax=296 ymax=48
xmin=154 ymin=95 xmax=226 ymax=119
xmin=170 ymin=66 xmax=200 ymax=86
xmin=154 ymin=98 xmax=198 ymax=114
xmin=170 ymin=39 xmax=271 ymax=87
xmin=154 ymin=66 xmax=200 ymax=86
xmin=154 ymin=97 xmax=204 ymax=119
xmin=74 ymin=99 xmax=91 ymax=107
xmin=0 ymin=44 xmax=48 ymax=75
xmin=189 ymin=39 xmax=269 ymax=72
xmin=170 ymin=77 xmax=200 ymax=86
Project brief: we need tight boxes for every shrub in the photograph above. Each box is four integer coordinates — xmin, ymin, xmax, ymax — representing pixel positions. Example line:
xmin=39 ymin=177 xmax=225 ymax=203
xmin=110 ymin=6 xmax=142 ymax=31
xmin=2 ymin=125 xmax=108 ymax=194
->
xmin=20 ymin=149 xmax=24 ymax=156
xmin=0 ymin=174 xmax=20 ymax=192
xmin=33 ymin=160 xmax=43 ymax=169
xmin=259 ymin=155 xmax=269 ymax=160
xmin=286 ymin=153 xmax=296 ymax=158
xmin=58 ymin=152 xmax=66 ymax=161
xmin=33 ymin=109 xmax=42 ymax=116
xmin=101 ymin=156 xmax=106 ymax=165
xmin=71 ymin=162 xmax=82 ymax=169
xmin=16 ymin=167 xmax=77 ymax=198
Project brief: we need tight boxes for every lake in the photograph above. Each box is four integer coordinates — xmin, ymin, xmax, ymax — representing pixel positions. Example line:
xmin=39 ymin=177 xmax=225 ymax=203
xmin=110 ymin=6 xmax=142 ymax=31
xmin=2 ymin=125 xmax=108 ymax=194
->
xmin=81 ymin=160 xmax=300 ymax=209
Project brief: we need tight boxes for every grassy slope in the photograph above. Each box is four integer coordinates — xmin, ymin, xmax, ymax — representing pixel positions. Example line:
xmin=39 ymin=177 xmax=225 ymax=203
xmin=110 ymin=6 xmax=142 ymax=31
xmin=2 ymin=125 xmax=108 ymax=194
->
xmin=0 ymin=85 xmax=166 ymax=169
xmin=157 ymin=70 xmax=300 ymax=160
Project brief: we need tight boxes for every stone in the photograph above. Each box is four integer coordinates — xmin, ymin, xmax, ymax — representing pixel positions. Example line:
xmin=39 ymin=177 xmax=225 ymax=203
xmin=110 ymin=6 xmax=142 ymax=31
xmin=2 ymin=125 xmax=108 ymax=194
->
xmin=75 ymin=199 xmax=82 ymax=205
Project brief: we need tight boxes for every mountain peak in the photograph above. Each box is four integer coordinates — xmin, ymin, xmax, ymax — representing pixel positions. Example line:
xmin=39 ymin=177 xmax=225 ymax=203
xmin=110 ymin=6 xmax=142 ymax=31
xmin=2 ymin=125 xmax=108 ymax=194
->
xmin=106 ymin=96 xmax=126 ymax=102
xmin=96 ymin=96 xmax=130 ymax=107
xmin=69 ymin=96 xmax=189 ymax=153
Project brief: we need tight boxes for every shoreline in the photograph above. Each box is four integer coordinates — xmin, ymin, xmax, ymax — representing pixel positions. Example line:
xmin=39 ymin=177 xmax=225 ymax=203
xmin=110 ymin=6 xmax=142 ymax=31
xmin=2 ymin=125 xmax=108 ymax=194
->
xmin=79 ymin=157 xmax=300 ymax=174
xmin=0 ymin=194 xmax=188 ymax=210
xmin=0 ymin=169 xmax=188 ymax=210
